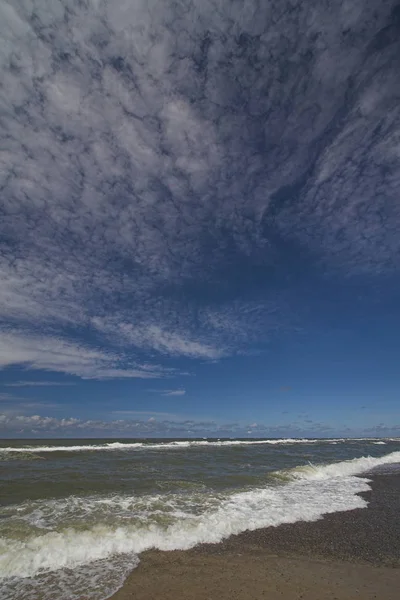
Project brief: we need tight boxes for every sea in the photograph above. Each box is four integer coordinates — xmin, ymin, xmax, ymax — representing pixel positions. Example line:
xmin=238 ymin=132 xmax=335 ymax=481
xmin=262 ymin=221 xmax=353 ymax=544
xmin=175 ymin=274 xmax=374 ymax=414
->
xmin=1 ymin=437 xmax=400 ymax=600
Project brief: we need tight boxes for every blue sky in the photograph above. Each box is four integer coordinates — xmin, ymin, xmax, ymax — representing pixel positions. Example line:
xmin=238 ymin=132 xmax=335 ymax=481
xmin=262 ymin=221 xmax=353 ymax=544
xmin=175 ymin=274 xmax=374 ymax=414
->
xmin=0 ymin=0 xmax=400 ymax=438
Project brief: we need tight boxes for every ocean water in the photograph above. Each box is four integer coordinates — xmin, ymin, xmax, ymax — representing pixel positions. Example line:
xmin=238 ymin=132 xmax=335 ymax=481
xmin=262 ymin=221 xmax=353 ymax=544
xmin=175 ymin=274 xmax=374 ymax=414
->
xmin=1 ymin=437 xmax=400 ymax=600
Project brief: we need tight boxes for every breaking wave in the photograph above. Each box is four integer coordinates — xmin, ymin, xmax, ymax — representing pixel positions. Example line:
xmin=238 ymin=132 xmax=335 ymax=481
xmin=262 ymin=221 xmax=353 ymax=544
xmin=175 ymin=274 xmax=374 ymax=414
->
xmin=1 ymin=450 xmax=399 ymax=600
xmin=0 ymin=437 xmax=395 ymax=454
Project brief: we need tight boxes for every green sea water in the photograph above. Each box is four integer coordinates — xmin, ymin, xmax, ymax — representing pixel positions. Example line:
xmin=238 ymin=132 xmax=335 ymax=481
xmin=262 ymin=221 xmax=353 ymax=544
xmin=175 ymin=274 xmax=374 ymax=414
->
xmin=1 ymin=437 xmax=400 ymax=600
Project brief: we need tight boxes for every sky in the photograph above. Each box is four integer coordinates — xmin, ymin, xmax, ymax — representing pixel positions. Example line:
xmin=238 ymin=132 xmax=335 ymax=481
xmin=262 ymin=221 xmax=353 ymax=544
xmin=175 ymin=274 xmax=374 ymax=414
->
xmin=0 ymin=0 xmax=400 ymax=438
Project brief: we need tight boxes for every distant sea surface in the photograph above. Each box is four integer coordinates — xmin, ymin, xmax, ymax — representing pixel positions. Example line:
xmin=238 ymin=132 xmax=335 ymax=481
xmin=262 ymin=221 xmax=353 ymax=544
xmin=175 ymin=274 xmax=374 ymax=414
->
xmin=1 ymin=437 xmax=400 ymax=600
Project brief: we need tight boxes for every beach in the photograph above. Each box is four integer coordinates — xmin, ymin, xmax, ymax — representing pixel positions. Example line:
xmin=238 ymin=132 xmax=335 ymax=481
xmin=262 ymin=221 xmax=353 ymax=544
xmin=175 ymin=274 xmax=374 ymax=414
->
xmin=111 ymin=473 xmax=400 ymax=600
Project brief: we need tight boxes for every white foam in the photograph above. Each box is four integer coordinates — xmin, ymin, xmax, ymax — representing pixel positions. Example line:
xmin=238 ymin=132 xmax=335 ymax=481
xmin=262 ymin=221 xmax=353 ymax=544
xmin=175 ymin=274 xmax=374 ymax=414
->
xmin=0 ymin=452 xmax=400 ymax=577
xmin=0 ymin=477 xmax=370 ymax=580
xmin=0 ymin=442 xmax=145 ymax=453
xmin=2 ymin=450 xmax=399 ymax=600
xmin=0 ymin=437 xmax=389 ymax=454
xmin=0 ymin=554 xmax=138 ymax=600
xmin=5 ymin=490 xmax=220 ymax=531
xmin=289 ymin=450 xmax=400 ymax=480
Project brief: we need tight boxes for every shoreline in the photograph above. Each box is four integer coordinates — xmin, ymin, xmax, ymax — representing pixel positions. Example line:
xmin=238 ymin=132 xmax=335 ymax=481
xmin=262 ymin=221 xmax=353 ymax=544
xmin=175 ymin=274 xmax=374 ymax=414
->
xmin=111 ymin=472 xmax=400 ymax=600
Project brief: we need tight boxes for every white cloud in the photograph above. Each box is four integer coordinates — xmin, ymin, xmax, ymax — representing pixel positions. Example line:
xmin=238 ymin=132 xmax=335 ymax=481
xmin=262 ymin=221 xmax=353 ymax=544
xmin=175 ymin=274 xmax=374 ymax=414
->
xmin=161 ymin=389 xmax=186 ymax=397
xmin=0 ymin=0 xmax=399 ymax=381
xmin=135 ymin=326 xmax=222 ymax=359
xmin=0 ymin=331 xmax=169 ymax=379
xmin=0 ymin=412 xmax=217 ymax=435
xmin=111 ymin=410 xmax=185 ymax=419
xmin=92 ymin=318 xmax=224 ymax=359
xmin=0 ymin=393 xmax=20 ymax=402
xmin=0 ymin=411 xmax=396 ymax=438
xmin=4 ymin=381 xmax=76 ymax=387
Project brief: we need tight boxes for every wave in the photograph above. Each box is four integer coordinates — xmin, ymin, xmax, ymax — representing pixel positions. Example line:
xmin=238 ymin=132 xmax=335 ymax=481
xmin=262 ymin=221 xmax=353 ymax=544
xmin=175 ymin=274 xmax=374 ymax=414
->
xmin=0 ymin=437 xmax=394 ymax=454
xmin=2 ymin=450 xmax=399 ymax=592
xmin=0 ymin=476 xmax=370 ymax=580
xmin=288 ymin=450 xmax=400 ymax=480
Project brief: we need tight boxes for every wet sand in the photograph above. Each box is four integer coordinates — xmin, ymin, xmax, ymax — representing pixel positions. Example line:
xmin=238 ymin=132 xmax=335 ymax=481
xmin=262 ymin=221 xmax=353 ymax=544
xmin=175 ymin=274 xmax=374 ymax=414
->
xmin=111 ymin=473 xmax=400 ymax=600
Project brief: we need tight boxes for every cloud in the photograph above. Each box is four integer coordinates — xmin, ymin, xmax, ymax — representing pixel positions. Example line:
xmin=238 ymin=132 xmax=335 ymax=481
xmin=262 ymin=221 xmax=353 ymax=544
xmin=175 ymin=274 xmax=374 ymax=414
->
xmin=0 ymin=412 xmax=218 ymax=436
xmin=0 ymin=414 xmax=81 ymax=431
xmin=0 ymin=0 xmax=399 ymax=379
xmin=4 ymin=381 xmax=76 ymax=387
xmin=364 ymin=423 xmax=400 ymax=434
xmin=147 ymin=387 xmax=186 ymax=396
xmin=0 ymin=331 xmax=170 ymax=379
xmin=0 ymin=410 xmax=396 ymax=438
xmin=111 ymin=410 xmax=187 ymax=419
xmin=0 ymin=393 xmax=22 ymax=402
xmin=92 ymin=318 xmax=224 ymax=359
xmin=0 ymin=392 xmax=61 ymax=416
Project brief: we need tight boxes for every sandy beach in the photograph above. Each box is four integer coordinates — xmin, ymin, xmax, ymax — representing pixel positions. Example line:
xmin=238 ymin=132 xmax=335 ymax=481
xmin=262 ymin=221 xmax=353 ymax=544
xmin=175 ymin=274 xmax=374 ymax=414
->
xmin=111 ymin=473 xmax=400 ymax=600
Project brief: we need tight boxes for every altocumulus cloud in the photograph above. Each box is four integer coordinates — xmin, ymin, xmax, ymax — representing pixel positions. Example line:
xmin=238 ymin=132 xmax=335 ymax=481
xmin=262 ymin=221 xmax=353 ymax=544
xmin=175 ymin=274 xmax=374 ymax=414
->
xmin=0 ymin=0 xmax=399 ymax=379
xmin=0 ymin=412 xmax=398 ymax=438
xmin=0 ymin=412 xmax=218 ymax=436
